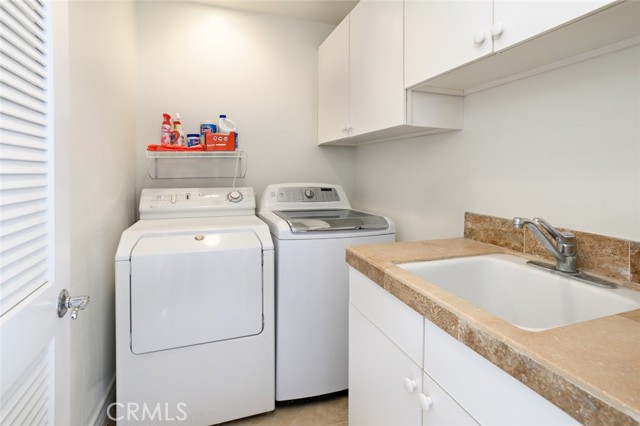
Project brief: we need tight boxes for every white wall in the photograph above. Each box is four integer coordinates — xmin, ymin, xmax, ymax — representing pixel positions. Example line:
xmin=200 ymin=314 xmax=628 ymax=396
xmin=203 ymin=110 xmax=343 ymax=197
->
xmin=135 ymin=1 xmax=355 ymax=203
xmin=353 ymin=45 xmax=640 ymax=242
xmin=68 ymin=1 xmax=137 ymax=424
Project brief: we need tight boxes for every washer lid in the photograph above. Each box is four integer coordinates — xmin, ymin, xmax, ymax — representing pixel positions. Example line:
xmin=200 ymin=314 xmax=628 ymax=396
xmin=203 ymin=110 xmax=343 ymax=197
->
xmin=274 ymin=209 xmax=390 ymax=233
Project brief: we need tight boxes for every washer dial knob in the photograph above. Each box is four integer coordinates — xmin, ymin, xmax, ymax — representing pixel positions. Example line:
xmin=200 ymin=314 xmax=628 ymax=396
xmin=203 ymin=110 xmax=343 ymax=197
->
xmin=304 ymin=189 xmax=315 ymax=199
xmin=227 ymin=190 xmax=243 ymax=203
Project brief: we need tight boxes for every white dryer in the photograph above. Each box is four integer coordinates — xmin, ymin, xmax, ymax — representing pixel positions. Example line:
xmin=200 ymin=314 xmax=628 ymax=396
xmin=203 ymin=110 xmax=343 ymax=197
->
xmin=258 ymin=183 xmax=395 ymax=403
xmin=115 ymin=187 xmax=274 ymax=425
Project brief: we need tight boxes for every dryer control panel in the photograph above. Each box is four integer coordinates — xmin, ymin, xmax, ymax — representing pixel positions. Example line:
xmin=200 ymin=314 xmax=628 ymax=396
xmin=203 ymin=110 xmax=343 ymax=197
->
xmin=139 ymin=187 xmax=256 ymax=219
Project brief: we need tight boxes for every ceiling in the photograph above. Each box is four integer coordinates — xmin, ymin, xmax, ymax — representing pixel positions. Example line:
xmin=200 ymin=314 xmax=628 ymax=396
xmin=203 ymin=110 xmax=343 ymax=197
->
xmin=194 ymin=0 xmax=358 ymax=25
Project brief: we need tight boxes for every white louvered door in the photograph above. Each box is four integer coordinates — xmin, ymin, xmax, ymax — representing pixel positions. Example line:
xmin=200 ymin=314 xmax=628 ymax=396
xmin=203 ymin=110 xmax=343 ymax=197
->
xmin=0 ymin=1 xmax=70 ymax=425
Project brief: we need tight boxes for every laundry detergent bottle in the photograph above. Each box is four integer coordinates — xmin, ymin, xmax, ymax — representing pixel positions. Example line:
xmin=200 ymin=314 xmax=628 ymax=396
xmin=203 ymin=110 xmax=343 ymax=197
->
xmin=160 ymin=113 xmax=172 ymax=146
xmin=171 ymin=113 xmax=186 ymax=146
xmin=218 ymin=114 xmax=238 ymax=150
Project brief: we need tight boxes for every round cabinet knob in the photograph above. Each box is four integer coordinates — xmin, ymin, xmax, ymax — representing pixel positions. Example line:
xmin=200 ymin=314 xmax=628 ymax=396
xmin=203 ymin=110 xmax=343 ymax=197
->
xmin=491 ymin=22 xmax=504 ymax=38
xmin=473 ymin=30 xmax=486 ymax=45
xmin=403 ymin=377 xmax=417 ymax=393
xmin=227 ymin=190 xmax=243 ymax=203
xmin=419 ymin=393 xmax=433 ymax=411
xmin=304 ymin=189 xmax=315 ymax=199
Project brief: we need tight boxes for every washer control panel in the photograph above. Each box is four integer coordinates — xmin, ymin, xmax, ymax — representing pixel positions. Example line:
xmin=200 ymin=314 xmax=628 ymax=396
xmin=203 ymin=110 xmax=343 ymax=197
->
xmin=276 ymin=186 xmax=340 ymax=203
xmin=139 ymin=187 xmax=255 ymax=219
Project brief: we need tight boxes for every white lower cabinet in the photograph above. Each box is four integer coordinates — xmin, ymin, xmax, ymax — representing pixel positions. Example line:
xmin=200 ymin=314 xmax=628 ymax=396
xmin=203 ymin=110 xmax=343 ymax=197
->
xmin=349 ymin=267 xmax=580 ymax=426
xmin=349 ymin=268 xmax=477 ymax=426
xmin=423 ymin=320 xmax=579 ymax=426
xmin=421 ymin=372 xmax=479 ymax=426
xmin=349 ymin=305 xmax=422 ymax=426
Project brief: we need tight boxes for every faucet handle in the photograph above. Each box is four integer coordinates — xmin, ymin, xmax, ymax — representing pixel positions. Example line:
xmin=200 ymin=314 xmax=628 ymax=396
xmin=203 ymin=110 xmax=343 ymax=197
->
xmin=533 ymin=217 xmax=576 ymax=255
xmin=533 ymin=217 xmax=574 ymax=241
xmin=558 ymin=230 xmax=576 ymax=241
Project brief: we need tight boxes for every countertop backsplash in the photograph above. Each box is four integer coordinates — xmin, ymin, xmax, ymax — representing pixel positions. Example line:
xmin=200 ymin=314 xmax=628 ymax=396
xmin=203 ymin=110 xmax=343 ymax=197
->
xmin=464 ymin=212 xmax=640 ymax=291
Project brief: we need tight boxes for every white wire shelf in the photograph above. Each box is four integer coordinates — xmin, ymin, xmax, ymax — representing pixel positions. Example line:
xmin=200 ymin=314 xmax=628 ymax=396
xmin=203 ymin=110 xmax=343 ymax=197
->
xmin=146 ymin=150 xmax=247 ymax=179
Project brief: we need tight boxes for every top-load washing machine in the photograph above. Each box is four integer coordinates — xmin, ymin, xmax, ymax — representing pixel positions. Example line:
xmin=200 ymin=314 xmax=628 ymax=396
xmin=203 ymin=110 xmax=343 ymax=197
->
xmin=114 ymin=187 xmax=274 ymax=425
xmin=258 ymin=183 xmax=395 ymax=403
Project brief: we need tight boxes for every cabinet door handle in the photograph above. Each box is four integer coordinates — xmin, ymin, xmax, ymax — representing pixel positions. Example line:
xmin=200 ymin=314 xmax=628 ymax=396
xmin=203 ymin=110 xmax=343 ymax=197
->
xmin=403 ymin=377 xmax=417 ymax=393
xmin=491 ymin=22 xmax=504 ymax=38
xmin=342 ymin=125 xmax=351 ymax=134
xmin=419 ymin=393 xmax=433 ymax=411
xmin=473 ymin=30 xmax=486 ymax=45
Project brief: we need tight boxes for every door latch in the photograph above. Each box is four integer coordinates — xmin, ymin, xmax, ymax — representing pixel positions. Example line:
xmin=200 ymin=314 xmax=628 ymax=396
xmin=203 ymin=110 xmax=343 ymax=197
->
xmin=57 ymin=289 xmax=90 ymax=320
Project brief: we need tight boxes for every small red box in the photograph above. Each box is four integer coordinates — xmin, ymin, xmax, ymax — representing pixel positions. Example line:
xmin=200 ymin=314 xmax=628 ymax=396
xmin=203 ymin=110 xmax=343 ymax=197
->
xmin=204 ymin=132 xmax=236 ymax=151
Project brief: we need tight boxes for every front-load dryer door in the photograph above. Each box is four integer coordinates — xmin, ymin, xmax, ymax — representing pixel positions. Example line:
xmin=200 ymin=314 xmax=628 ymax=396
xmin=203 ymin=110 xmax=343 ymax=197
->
xmin=129 ymin=231 xmax=263 ymax=354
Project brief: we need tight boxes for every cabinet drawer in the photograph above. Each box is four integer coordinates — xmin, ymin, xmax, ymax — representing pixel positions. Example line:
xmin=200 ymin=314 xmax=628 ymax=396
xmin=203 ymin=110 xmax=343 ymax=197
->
xmin=349 ymin=267 xmax=423 ymax=366
xmin=424 ymin=320 xmax=579 ymax=426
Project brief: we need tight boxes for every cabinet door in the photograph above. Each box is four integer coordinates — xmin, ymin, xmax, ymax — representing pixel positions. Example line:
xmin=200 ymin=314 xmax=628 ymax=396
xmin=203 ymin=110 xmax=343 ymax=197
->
xmin=349 ymin=0 xmax=405 ymax=136
xmin=421 ymin=372 xmax=479 ymax=426
xmin=318 ymin=15 xmax=350 ymax=144
xmin=424 ymin=320 xmax=579 ymax=426
xmin=349 ymin=304 xmax=422 ymax=426
xmin=349 ymin=268 xmax=423 ymax=367
xmin=404 ymin=0 xmax=492 ymax=88
xmin=493 ymin=0 xmax=615 ymax=51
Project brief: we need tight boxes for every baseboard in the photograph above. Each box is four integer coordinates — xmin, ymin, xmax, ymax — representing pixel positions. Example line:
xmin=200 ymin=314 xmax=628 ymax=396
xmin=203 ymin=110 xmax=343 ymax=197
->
xmin=91 ymin=376 xmax=116 ymax=426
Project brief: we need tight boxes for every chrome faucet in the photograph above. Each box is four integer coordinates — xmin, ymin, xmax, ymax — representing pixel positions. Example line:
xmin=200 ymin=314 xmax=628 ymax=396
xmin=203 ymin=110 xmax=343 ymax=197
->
xmin=512 ymin=217 xmax=617 ymax=288
xmin=513 ymin=217 xmax=577 ymax=273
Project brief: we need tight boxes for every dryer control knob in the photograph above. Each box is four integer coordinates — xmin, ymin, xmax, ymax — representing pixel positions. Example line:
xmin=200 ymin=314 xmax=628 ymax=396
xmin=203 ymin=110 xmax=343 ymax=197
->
xmin=304 ymin=189 xmax=315 ymax=199
xmin=227 ymin=190 xmax=243 ymax=203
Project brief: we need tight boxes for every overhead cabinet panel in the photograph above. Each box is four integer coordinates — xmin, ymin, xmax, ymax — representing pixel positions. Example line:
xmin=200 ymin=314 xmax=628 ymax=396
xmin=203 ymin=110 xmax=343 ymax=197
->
xmin=317 ymin=0 xmax=463 ymax=146
xmin=492 ymin=0 xmax=615 ymax=51
xmin=318 ymin=15 xmax=350 ymax=144
xmin=349 ymin=0 xmax=405 ymax=137
xmin=404 ymin=0 xmax=493 ymax=89
xmin=408 ymin=0 xmax=634 ymax=93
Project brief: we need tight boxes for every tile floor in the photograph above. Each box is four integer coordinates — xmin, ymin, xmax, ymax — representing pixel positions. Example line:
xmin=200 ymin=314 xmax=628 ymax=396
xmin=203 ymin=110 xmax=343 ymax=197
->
xmin=220 ymin=395 xmax=348 ymax=426
xmin=106 ymin=395 xmax=348 ymax=426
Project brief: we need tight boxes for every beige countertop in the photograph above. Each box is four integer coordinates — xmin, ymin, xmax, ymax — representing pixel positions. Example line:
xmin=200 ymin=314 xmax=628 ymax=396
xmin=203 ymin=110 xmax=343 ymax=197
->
xmin=346 ymin=238 xmax=640 ymax=426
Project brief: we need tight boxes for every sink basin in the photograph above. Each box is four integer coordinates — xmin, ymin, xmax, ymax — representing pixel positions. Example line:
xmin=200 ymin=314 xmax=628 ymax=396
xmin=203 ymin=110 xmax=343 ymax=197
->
xmin=398 ymin=254 xmax=640 ymax=331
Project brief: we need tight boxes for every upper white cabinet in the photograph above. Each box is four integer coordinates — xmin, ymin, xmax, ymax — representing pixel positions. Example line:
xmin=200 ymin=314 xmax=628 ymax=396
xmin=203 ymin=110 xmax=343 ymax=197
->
xmin=406 ymin=0 xmax=639 ymax=92
xmin=318 ymin=0 xmax=464 ymax=146
xmin=492 ymin=0 xmax=614 ymax=51
xmin=318 ymin=15 xmax=350 ymax=144
xmin=320 ymin=0 xmax=640 ymax=144
xmin=405 ymin=0 xmax=493 ymax=89
xmin=348 ymin=0 xmax=405 ymax=138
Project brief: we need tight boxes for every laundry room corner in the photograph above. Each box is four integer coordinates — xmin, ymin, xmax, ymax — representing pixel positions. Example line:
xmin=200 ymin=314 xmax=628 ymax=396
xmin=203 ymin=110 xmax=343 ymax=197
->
xmin=132 ymin=1 xmax=355 ymax=203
